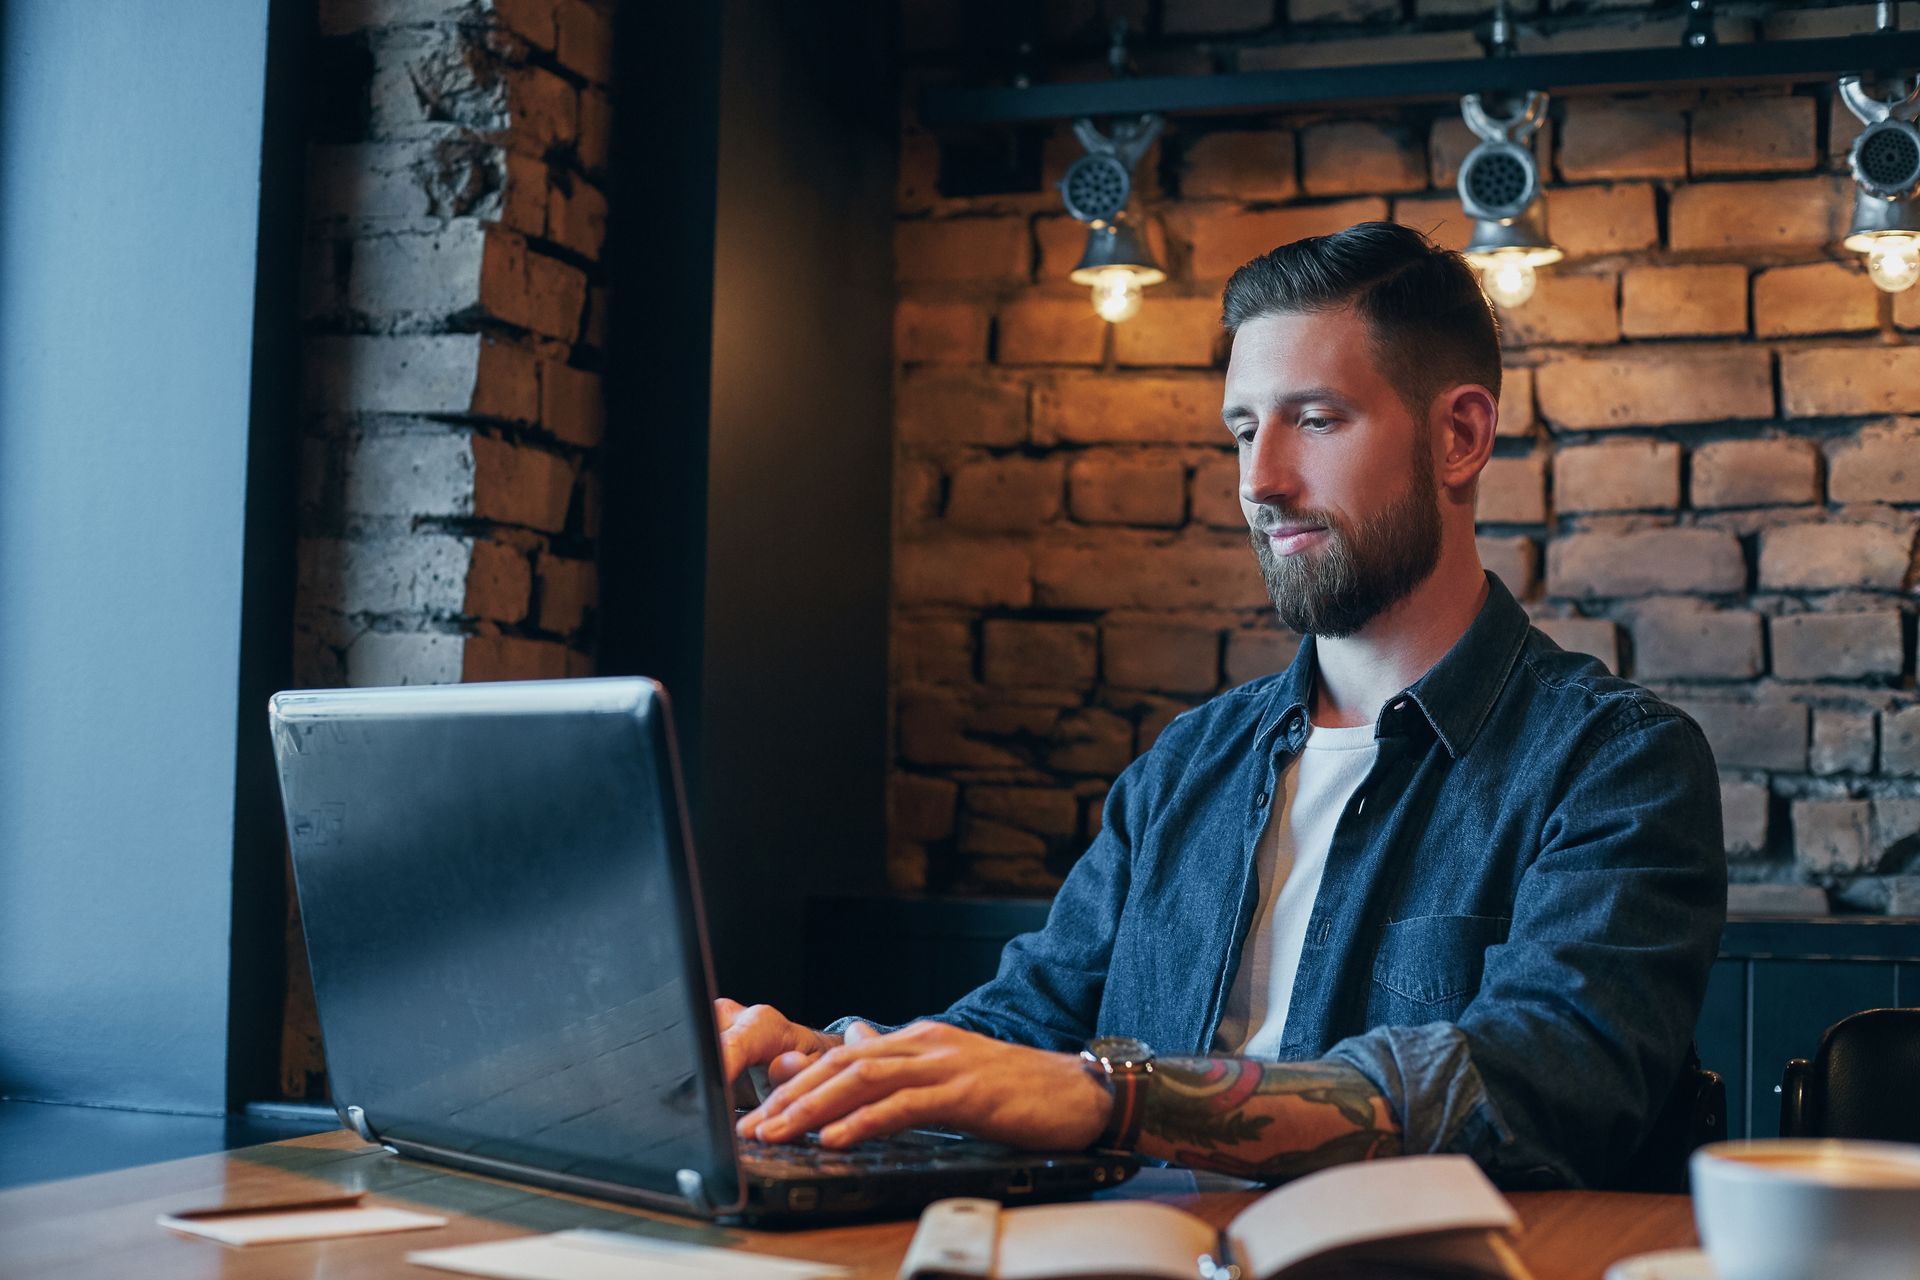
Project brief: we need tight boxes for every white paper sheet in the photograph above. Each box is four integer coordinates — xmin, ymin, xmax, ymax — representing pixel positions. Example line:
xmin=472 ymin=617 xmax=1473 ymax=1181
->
xmin=158 ymin=1204 xmax=449 ymax=1246
xmin=407 ymin=1228 xmax=853 ymax=1280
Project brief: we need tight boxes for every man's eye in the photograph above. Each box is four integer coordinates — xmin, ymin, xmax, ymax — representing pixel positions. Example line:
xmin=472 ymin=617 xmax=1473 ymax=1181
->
xmin=1234 ymin=425 xmax=1257 ymax=446
xmin=1300 ymin=416 xmax=1334 ymax=432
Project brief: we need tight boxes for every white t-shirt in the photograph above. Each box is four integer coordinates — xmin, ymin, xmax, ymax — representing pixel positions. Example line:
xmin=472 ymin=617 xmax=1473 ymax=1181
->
xmin=1212 ymin=720 xmax=1379 ymax=1060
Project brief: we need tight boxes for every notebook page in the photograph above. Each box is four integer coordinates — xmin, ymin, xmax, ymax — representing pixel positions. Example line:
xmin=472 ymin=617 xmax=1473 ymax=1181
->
xmin=996 ymin=1201 xmax=1220 ymax=1280
xmin=1224 ymin=1156 xmax=1518 ymax=1280
xmin=157 ymin=1204 xmax=447 ymax=1246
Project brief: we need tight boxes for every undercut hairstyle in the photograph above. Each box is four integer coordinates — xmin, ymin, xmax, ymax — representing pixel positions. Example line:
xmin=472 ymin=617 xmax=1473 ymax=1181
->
xmin=1221 ymin=221 xmax=1502 ymax=423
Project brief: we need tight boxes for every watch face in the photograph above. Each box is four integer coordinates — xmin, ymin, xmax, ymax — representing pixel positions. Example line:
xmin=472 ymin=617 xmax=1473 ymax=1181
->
xmin=1087 ymin=1036 xmax=1154 ymax=1068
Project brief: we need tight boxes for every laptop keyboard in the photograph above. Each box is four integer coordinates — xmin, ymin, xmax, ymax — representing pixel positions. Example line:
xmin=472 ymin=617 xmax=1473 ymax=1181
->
xmin=740 ymin=1129 xmax=1003 ymax=1177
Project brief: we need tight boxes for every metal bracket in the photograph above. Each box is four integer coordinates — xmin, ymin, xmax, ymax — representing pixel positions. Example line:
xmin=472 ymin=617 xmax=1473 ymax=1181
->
xmin=675 ymin=1168 xmax=713 ymax=1216
xmin=1462 ymin=91 xmax=1549 ymax=144
xmin=1070 ymin=113 xmax=1163 ymax=172
xmin=1840 ymin=74 xmax=1920 ymax=125
xmin=342 ymin=1104 xmax=378 ymax=1144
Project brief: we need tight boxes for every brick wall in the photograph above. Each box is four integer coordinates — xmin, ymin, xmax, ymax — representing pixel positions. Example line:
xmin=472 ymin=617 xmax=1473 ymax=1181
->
xmin=284 ymin=0 xmax=612 ymax=1094
xmin=889 ymin=1 xmax=1920 ymax=912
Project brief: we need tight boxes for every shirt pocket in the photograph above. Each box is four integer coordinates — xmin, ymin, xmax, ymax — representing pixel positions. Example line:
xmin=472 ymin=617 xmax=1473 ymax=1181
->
xmin=1369 ymin=914 xmax=1510 ymax=1018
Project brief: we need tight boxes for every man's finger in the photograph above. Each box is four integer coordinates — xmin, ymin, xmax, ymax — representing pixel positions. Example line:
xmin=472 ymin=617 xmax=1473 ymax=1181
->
xmin=818 ymin=1084 xmax=962 ymax=1147
xmin=751 ymin=1054 xmax=948 ymax=1143
xmin=737 ymin=1033 xmax=925 ymax=1135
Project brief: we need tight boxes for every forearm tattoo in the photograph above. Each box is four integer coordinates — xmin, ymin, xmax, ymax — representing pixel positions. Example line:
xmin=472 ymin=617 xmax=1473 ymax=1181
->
xmin=1133 ymin=1056 xmax=1403 ymax=1180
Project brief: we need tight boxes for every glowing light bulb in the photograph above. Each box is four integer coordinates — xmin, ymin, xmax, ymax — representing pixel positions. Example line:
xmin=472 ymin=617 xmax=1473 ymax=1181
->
xmin=1866 ymin=234 xmax=1920 ymax=293
xmin=1089 ymin=268 xmax=1144 ymax=323
xmin=1481 ymin=254 xmax=1537 ymax=309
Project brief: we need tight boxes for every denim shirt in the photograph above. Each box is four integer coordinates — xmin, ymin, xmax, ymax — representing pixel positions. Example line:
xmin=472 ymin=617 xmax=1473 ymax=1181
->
xmin=927 ymin=574 xmax=1727 ymax=1189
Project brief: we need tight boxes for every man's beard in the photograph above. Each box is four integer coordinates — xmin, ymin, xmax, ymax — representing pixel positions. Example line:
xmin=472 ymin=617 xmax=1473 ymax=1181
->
xmin=1247 ymin=445 xmax=1443 ymax=639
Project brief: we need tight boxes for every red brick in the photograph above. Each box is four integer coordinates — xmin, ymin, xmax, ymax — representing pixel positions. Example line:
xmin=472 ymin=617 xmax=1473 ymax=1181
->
xmin=1811 ymin=706 xmax=1877 ymax=775
xmin=1668 ymin=176 xmax=1850 ymax=252
xmin=1299 ymin=122 xmax=1425 ymax=197
xmin=1532 ymin=615 xmax=1618 ymax=673
xmin=946 ymin=457 xmax=1064 ymax=531
xmin=462 ymin=635 xmax=574 ymax=683
xmin=1793 ymin=798 xmax=1876 ymax=874
xmin=1771 ymin=609 xmax=1905 ymax=679
xmin=1547 ymin=527 xmax=1747 ymax=598
xmin=1691 ymin=437 xmax=1821 ymax=508
xmin=1549 ymin=183 xmax=1660 ymax=258
xmin=1478 ymin=535 xmax=1538 ymax=598
xmin=1162 ymin=0 xmax=1276 ymax=33
xmin=1898 ymin=283 xmax=1920 ymax=332
xmin=896 ymin=300 xmax=991 ymax=364
xmin=1628 ymin=597 xmax=1762 ymax=679
xmin=1885 ymin=706 xmax=1920 ymax=775
xmin=1555 ymin=440 xmax=1682 ymax=513
xmin=1758 ymin=521 xmax=1914 ymax=590
xmin=1497 ymin=273 xmax=1620 ymax=345
xmin=1753 ymin=262 xmax=1878 ymax=338
xmin=1114 ymin=297 xmax=1223 ymax=368
xmin=965 ymin=785 xmax=1079 ymax=837
xmin=1782 ymin=347 xmax=1920 ymax=418
xmin=1721 ymin=778 xmax=1770 ymax=856
xmin=1047 ymin=706 xmax=1135 ymax=775
xmin=1690 ymin=96 xmax=1818 ymax=175
xmin=1181 ymin=131 xmax=1299 ymax=202
xmin=1068 ymin=454 xmax=1187 ymax=526
xmin=1174 ymin=199 xmax=1390 ymax=279
xmin=1427 ymin=116 xmax=1475 ymax=188
xmin=891 ymin=772 xmax=958 ymax=843
xmin=1102 ymin=622 xmax=1220 ymax=693
xmin=982 ymin=620 xmax=1097 ymax=688
xmin=1536 ymin=349 xmax=1774 ymax=430
xmin=1033 ymin=373 xmax=1225 ymax=445
xmin=997 ymin=296 xmax=1108 ymax=365
xmin=1497 ymin=366 xmax=1537 ymax=438
xmin=1225 ymin=628 xmax=1301 ymax=683
xmin=1619 ymin=265 xmax=1748 ymax=338
xmin=898 ymin=369 xmax=1028 ymax=447
xmin=466 ymin=539 xmax=531 ymax=624
xmin=1672 ymin=696 xmax=1809 ymax=771
xmin=1558 ymin=102 xmax=1688 ymax=181
xmin=895 ymin=540 xmax=1032 ymax=607
xmin=1828 ymin=419 xmax=1920 ymax=503
xmin=898 ymin=699 xmax=1027 ymax=770
xmin=534 ymin=554 xmax=594 ymax=634
xmin=1192 ymin=456 xmax=1244 ymax=529
xmin=896 ymin=217 xmax=1030 ymax=284
xmin=1033 ymin=539 xmax=1267 ymax=610
xmin=894 ymin=616 xmax=973 ymax=684
xmin=1390 ymin=194 xmax=1473 ymax=254
xmin=1477 ymin=453 xmax=1547 ymax=524
xmin=472 ymin=437 xmax=574 ymax=532
xmin=540 ymin=362 xmax=603 ymax=448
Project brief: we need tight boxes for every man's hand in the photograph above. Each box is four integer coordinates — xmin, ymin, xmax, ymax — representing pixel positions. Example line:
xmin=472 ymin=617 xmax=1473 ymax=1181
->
xmin=714 ymin=998 xmax=843 ymax=1086
xmin=734 ymin=1020 xmax=1113 ymax=1151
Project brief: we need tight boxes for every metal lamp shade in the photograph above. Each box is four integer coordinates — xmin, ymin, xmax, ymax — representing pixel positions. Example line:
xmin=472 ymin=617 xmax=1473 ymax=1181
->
xmin=1069 ymin=220 xmax=1167 ymax=286
xmin=1842 ymin=187 xmax=1920 ymax=252
xmin=1463 ymin=202 xmax=1565 ymax=269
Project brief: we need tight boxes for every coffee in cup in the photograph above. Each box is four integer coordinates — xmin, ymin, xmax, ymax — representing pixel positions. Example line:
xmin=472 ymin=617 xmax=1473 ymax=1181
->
xmin=1690 ymin=1139 xmax=1920 ymax=1280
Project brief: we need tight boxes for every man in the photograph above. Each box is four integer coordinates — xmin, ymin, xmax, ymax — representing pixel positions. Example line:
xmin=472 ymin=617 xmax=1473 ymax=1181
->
xmin=718 ymin=222 xmax=1726 ymax=1189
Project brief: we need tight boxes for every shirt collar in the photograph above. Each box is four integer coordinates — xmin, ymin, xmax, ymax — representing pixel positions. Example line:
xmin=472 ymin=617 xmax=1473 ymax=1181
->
xmin=1255 ymin=572 xmax=1530 ymax=760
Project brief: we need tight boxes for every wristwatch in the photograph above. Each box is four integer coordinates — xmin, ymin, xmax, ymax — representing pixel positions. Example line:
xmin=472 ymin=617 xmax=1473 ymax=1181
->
xmin=1080 ymin=1035 xmax=1155 ymax=1151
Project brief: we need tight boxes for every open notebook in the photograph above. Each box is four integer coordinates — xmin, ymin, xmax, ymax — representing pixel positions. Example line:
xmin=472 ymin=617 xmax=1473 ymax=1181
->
xmin=900 ymin=1156 xmax=1532 ymax=1280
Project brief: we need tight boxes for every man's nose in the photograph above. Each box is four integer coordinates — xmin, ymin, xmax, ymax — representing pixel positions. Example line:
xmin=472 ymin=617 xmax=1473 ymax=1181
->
xmin=1240 ymin=423 xmax=1300 ymax=508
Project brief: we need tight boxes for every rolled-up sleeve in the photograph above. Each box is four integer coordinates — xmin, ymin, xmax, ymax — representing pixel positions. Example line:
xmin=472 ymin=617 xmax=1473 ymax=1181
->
xmin=1329 ymin=704 xmax=1727 ymax=1188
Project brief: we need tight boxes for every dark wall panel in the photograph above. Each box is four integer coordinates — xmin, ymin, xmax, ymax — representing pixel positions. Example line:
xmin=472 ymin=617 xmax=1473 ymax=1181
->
xmin=0 ymin=0 xmax=273 ymax=1111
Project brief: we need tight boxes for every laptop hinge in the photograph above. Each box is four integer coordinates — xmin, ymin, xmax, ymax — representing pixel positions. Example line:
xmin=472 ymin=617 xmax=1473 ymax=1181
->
xmin=676 ymin=1168 xmax=712 ymax=1215
xmin=341 ymin=1104 xmax=379 ymax=1144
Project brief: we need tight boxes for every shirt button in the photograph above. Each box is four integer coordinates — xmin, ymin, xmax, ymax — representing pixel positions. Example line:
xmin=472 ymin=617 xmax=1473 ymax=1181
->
xmin=1253 ymin=790 xmax=1270 ymax=809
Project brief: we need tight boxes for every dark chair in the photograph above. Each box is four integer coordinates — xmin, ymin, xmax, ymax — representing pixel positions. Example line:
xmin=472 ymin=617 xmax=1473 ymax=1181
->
xmin=1615 ymin=1052 xmax=1727 ymax=1192
xmin=1780 ymin=1007 xmax=1920 ymax=1141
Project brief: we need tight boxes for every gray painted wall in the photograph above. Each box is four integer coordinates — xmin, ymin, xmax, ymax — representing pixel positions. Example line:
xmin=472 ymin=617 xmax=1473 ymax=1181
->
xmin=0 ymin=0 xmax=271 ymax=1112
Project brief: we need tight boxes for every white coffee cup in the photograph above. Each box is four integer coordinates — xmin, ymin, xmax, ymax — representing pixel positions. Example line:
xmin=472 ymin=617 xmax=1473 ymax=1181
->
xmin=1690 ymin=1139 xmax=1920 ymax=1280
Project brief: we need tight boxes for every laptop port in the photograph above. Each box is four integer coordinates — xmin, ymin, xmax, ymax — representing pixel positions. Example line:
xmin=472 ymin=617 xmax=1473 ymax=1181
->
xmin=1004 ymin=1170 xmax=1035 ymax=1196
xmin=787 ymin=1186 xmax=819 ymax=1211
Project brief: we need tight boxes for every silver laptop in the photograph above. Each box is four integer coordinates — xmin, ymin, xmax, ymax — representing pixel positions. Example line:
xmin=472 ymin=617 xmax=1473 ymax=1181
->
xmin=269 ymin=677 xmax=1134 ymax=1223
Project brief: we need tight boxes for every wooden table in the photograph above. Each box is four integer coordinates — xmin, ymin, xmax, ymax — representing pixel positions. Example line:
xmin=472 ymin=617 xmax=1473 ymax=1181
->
xmin=0 ymin=1130 xmax=1697 ymax=1279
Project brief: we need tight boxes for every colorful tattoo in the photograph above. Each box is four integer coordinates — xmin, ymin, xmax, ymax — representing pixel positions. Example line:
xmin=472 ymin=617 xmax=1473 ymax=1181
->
xmin=1134 ymin=1056 xmax=1402 ymax=1180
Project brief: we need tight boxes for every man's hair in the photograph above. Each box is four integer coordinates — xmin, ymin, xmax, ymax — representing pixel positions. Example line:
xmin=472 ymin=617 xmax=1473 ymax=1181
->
xmin=1221 ymin=221 xmax=1502 ymax=422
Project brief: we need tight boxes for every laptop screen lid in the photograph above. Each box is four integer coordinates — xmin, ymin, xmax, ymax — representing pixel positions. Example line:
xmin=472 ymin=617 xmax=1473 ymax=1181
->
xmin=269 ymin=677 xmax=743 ymax=1216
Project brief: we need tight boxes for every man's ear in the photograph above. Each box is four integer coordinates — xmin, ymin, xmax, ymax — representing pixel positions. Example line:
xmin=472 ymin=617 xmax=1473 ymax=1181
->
xmin=1433 ymin=384 xmax=1498 ymax=492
